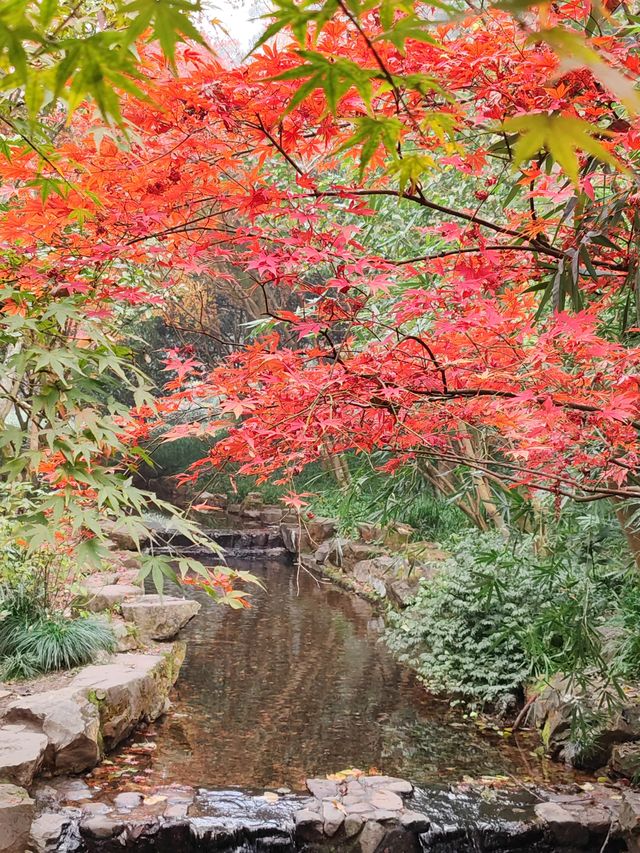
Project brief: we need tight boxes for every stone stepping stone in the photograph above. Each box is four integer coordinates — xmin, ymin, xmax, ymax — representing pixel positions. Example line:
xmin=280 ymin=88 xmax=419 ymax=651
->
xmin=121 ymin=595 xmax=200 ymax=641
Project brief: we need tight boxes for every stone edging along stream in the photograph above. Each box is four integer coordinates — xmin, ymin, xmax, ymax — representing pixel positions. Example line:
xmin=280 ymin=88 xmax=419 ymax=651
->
xmin=2 ymin=508 xmax=640 ymax=853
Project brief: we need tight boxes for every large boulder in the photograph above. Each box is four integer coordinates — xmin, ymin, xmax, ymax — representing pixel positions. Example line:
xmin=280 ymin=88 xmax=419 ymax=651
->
xmin=0 ymin=784 xmax=34 ymax=853
xmin=85 ymin=584 xmax=143 ymax=613
xmin=0 ymin=726 xmax=47 ymax=786
xmin=121 ymin=595 xmax=200 ymax=641
xmin=2 ymin=690 xmax=100 ymax=775
xmin=70 ymin=647 xmax=185 ymax=749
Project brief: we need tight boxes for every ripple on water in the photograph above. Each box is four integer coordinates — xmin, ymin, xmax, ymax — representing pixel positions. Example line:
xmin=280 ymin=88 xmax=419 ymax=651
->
xmin=89 ymin=556 xmax=581 ymax=793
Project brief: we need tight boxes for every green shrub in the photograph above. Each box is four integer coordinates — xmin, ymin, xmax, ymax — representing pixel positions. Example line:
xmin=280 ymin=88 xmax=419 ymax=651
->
xmin=0 ymin=584 xmax=114 ymax=680
xmin=385 ymin=522 xmax=631 ymax=707
xmin=386 ymin=533 xmax=539 ymax=704
xmin=10 ymin=616 xmax=114 ymax=673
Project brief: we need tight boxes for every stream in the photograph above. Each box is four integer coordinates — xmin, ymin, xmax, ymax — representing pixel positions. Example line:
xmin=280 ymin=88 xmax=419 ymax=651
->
xmin=90 ymin=551 xmax=579 ymax=794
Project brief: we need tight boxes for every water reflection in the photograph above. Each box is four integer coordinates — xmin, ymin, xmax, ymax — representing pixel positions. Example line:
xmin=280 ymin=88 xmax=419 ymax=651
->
xmin=131 ymin=559 xmax=576 ymax=791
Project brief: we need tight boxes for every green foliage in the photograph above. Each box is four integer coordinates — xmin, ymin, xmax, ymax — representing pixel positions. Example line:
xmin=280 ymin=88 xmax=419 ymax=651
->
xmin=386 ymin=509 xmax=635 ymax=707
xmin=0 ymin=584 xmax=114 ymax=679
xmin=0 ymin=0 xmax=206 ymax=125
xmin=305 ymin=458 xmax=469 ymax=540
xmin=146 ymin=436 xmax=210 ymax=477
xmin=386 ymin=532 xmax=541 ymax=704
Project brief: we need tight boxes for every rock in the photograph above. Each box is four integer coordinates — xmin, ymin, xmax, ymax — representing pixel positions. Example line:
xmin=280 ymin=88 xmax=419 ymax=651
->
xmin=399 ymin=810 xmax=430 ymax=832
xmin=164 ymin=802 xmax=189 ymax=819
xmin=83 ymin=572 xmax=119 ymax=589
xmin=261 ymin=507 xmax=285 ymax=525
xmin=102 ymin=519 xmax=149 ymax=551
xmin=345 ymin=802 xmax=373 ymax=815
xmin=113 ymin=550 xmax=142 ymax=570
xmin=534 ymin=675 xmax=640 ymax=768
xmin=227 ymin=504 xmax=241 ymax=514
xmin=322 ymin=799 xmax=345 ymax=837
xmin=0 ymin=784 xmax=34 ymax=853
xmin=611 ymin=741 xmax=640 ymax=779
xmin=356 ymin=522 xmax=383 ymax=543
xmin=243 ymin=509 xmax=262 ymax=520
xmin=358 ymin=819 xmax=387 ymax=853
xmin=294 ymin=808 xmax=324 ymax=841
xmin=328 ymin=539 xmax=382 ymax=570
xmin=366 ymin=776 xmax=412 ymax=794
xmin=280 ymin=523 xmax=311 ymax=554
xmin=314 ymin=541 xmax=332 ymax=565
xmin=369 ymin=790 xmax=403 ymax=811
xmin=115 ymin=569 xmax=141 ymax=586
xmin=306 ymin=778 xmax=338 ymax=800
xmin=121 ymin=595 xmax=200 ymax=641
xmin=2 ymin=689 xmax=100 ymax=775
xmin=85 ymin=584 xmax=143 ymax=613
xmin=306 ymin=517 xmax=338 ymax=546
xmin=534 ymin=801 xmax=589 ymax=847
xmin=109 ymin=617 xmax=139 ymax=652
xmin=352 ymin=557 xmax=408 ymax=596
xmin=114 ymin=791 xmax=144 ymax=810
xmin=620 ymin=789 xmax=640 ymax=851
xmin=0 ymin=726 xmax=47 ymax=786
xmin=80 ymin=814 xmax=125 ymax=840
xmin=56 ymin=779 xmax=92 ymax=801
xmin=198 ymin=491 xmax=227 ymax=508
xmin=29 ymin=813 xmax=69 ymax=853
xmin=401 ymin=541 xmax=450 ymax=565
xmin=372 ymin=810 xmax=397 ymax=822
xmin=70 ymin=647 xmax=185 ymax=749
xmin=383 ymin=523 xmax=413 ymax=548
xmin=241 ymin=492 xmax=263 ymax=512
xmin=344 ymin=813 xmax=364 ymax=838
xmin=81 ymin=802 xmax=111 ymax=815
xmin=387 ymin=578 xmax=420 ymax=607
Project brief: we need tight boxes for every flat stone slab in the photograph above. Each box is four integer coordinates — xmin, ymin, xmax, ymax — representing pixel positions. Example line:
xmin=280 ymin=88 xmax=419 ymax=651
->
xmin=3 ymin=689 xmax=100 ymax=775
xmin=70 ymin=648 xmax=185 ymax=749
xmin=85 ymin=584 xmax=143 ymax=613
xmin=121 ymin=595 xmax=200 ymax=640
xmin=0 ymin=647 xmax=185 ymax=786
xmin=301 ymin=774 xmax=416 ymax=846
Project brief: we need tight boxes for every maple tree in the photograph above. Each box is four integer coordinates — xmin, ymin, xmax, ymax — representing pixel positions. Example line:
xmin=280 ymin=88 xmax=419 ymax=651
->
xmin=0 ymin=0 xmax=639 ymax=577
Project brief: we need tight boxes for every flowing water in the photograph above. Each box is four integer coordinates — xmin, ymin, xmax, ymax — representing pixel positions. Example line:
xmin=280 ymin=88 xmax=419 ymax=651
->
xmin=95 ymin=554 xmax=580 ymax=794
